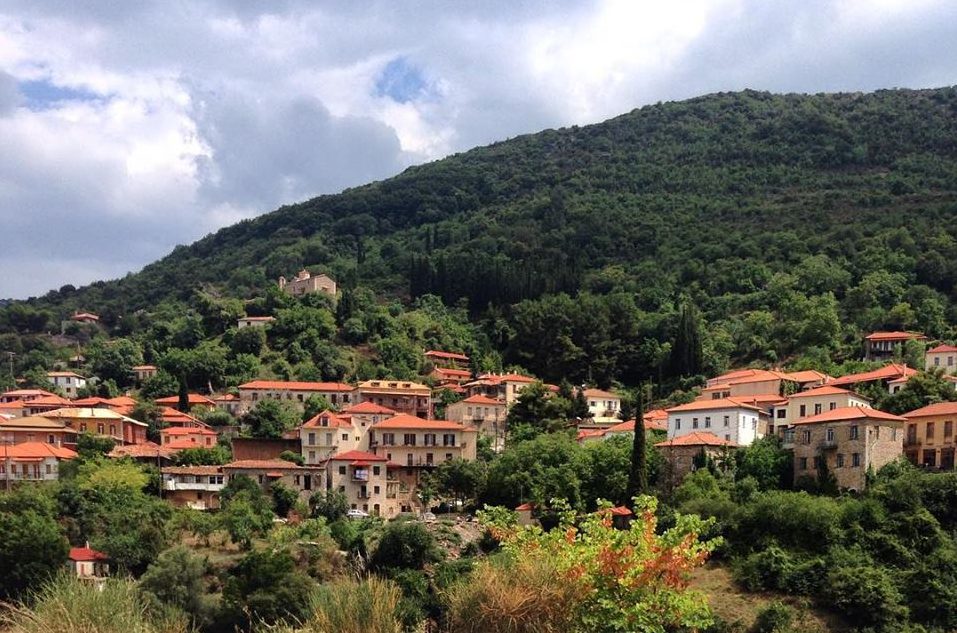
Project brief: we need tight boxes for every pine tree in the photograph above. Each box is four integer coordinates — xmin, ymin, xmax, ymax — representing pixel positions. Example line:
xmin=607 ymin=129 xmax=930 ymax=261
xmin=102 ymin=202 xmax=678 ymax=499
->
xmin=177 ymin=373 xmax=189 ymax=413
xmin=627 ymin=385 xmax=648 ymax=503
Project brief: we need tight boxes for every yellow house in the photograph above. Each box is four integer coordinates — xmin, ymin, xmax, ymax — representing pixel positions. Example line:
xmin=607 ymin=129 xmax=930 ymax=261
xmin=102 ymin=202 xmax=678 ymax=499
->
xmin=771 ymin=385 xmax=871 ymax=432
xmin=370 ymin=414 xmax=477 ymax=468
xmin=446 ymin=394 xmax=507 ymax=450
xmin=902 ymin=401 xmax=957 ymax=469
xmin=325 ymin=450 xmax=411 ymax=517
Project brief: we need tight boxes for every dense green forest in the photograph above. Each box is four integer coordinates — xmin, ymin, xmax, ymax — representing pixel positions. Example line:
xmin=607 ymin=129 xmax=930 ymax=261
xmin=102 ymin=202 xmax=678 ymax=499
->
xmin=4 ymin=87 xmax=957 ymax=390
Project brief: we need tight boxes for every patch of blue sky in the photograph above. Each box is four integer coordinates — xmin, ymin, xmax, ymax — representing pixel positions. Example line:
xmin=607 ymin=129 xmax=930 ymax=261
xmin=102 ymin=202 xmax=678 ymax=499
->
xmin=18 ymin=79 xmax=103 ymax=110
xmin=374 ymin=56 xmax=434 ymax=104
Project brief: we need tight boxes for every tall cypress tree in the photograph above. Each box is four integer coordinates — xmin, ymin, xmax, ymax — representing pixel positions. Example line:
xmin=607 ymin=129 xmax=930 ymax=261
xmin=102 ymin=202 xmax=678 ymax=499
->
xmin=627 ymin=385 xmax=648 ymax=504
xmin=670 ymin=301 xmax=703 ymax=378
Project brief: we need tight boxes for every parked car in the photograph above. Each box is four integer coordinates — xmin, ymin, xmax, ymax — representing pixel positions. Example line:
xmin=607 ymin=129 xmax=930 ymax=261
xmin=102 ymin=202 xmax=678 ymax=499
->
xmin=347 ymin=509 xmax=369 ymax=519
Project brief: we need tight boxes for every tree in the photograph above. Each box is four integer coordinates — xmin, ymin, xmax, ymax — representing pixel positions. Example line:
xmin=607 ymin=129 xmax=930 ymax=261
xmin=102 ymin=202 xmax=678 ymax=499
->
xmin=505 ymin=381 xmax=571 ymax=441
xmin=369 ymin=521 xmax=443 ymax=572
xmin=173 ymin=445 xmax=231 ymax=466
xmin=430 ymin=458 xmax=486 ymax=507
xmin=220 ymin=492 xmax=272 ymax=550
xmin=222 ymin=550 xmax=315 ymax=628
xmin=75 ymin=432 xmax=117 ymax=459
xmin=242 ymin=398 xmax=300 ymax=438
xmin=0 ymin=490 xmax=69 ymax=598
xmin=482 ymin=433 xmax=585 ymax=510
xmin=310 ymin=489 xmax=349 ymax=522
xmin=669 ymin=301 xmax=703 ymax=378
xmin=303 ymin=394 xmax=335 ymax=420
xmin=735 ymin=435 xmax=791 ymax=490
xmin=883 ymin=369 xmax=957 ymax=415
xmin=627 ymin=385 xmax=648 ymax=501
xmin=140 ymin=545 xmax=207 ymax=622
xmin=139 ymin=370 xmax=179 ymax=402
xmin=270 ymin=482 xmax=299 ymax=518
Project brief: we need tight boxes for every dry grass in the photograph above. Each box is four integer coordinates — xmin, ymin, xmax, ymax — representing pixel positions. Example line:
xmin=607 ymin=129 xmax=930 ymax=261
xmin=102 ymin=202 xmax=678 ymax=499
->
xmin=0 ymin=574 xmax=191 ymax=633
xmin=690 ymin=563 xmax=846 ymax=632
xmin=443 ymin=554 xmax=582 ymax=633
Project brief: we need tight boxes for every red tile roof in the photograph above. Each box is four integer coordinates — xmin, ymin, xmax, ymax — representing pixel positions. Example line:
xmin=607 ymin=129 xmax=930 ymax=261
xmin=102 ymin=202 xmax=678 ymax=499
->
xmin=667 ymin=397 xmax=765 ymax=413
xmin=515 ymin=502 xmax=535 ymax=511
xmin=71 ymin=397 xmax=111 ymax=407
xmin=928 ymin=344 xmax=957 ymax=354
xmin=341 ymin=401 xmax=397 ymax=415
xmin=828 ymin=363 xmax=917 ymax=386
xmin=224 ymin=459 xmax=314 ymax=470
xmin=26 ymin=395 xmax=73 ymax=407
xmin=302 ymin=411 xmax=352 ymax=429
xmin=2 ymin=389 xmax=57 ymax=399
xmin=70 ymin=312 xmax=100 ymax=321
xmin=47 ymin=371 xmax=85 ymax=378
xmin=865 ymin=331 xmax=927 ymax=341
xmin=783 ymin=370 xmax=832 ymax=383
xmin=655 ymin=432 xmax=737 ymax=448
xmin=161 ymin=465 xmax=223 ymax=475
xmin=161 ymin=426 xmax=218 ymax=436
xmin=460 ymin=394 xmax=505 ymax=405
xmin=583 ymin=388 xmax=619 ymax=399
xmin=131 ymin=364 xmax=158 ymax=371
xmin=373 ymin=414 xmax=468 ymax=431
xmin=788 ymin=385 xmax=855 ymax=399
xmin=166 ymin=437 xmax=213 ymax=449
xmin=432 ymin=367 xmax=472 ymax=378
xmin=425 ymin=350 xmax=470 ymax=361
xmin=903 ymin=402 xmax=957 ymax=418
xmin=69 ymin=546 xmax=108 ymax=562
xmin=239 ymin=380 xmax=354 ymax=392
xmin=0 ymin=442 xmax=78 ymax=460
xmin=106 ymin=396 xmax=137 ymax=407
xmin=328 ymin=449 xmax=389 ymax=462
xmin=792 ymin=406 xmax=906 ymax=425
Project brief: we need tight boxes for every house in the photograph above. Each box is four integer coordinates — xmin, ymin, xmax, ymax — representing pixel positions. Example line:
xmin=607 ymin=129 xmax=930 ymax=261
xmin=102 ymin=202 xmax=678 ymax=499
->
xmin=789 ymin=407 xmax=905 ymax=490
xmin=0 ymin=415 xmax=77 ymax=447
xmin=0 ymin=388 xmax=58 ymax=404
xmin=67 ymin=545 xmax=109 ymax=582
xmin=926 ymin=344 xmax=957 ymax=374
xmin=21 ymin=394 xmax=74 ymax=416
xmin=300 ymin=410 xmax=357 ymax=464
xmin=424 ymin=350 xmax=470 ymax=370
xmin=157 ymin=406 xmax=207 ymax=429
xmin=69 ymin=312 xmax=100 ymax=324
xmin=161 ymin=465 xmax=225 ymax=510
xmin=107 ymin=441 xmax=177 ymax=464
xmin=356 ymin=380 xmax=432 ymax=419
xmin=369 ymin=414 xmax=477 ymax=491
xmin=698 ymin=369 xmax=797 ymax=401
xmin=46 ymin=371 xmax=87 ymax=398
xmin=771 ymin=385 xmax=871 ymax=433
xmin=828 ymin=363 xmax=918 ymax=394
xmin=159 ymin=426 xmax=218 ymax=449
xmin=39 ymin=407 xmax=148 ymax=444
xmin=278 ymin=269 xmax=336 ymax=297
xmin=131 ymin=365 xmax=158 ymax=382
xmin=901 ymin=401 xmax=957 ymax=468
xmin=154 ymin=393 xmax=216 ymax=411
xmin=237 ymin=316 xmax=276 ymax=329
xmin=0 ymin=442 xmax=78 ymax=486
xmin=212 ymin=393 xmax=241 ymax=416
xmin=582 ymin=388 xmax=621 ymax=424
xmin=238 ymin=380 xmax=355 ymax=414
xmin=325 ymin=450 xmax=411 ymax=517
xmin=463 ymin=373 xmax=539 ymax=406
xmin=222 ymin=459 xmax=323 ymax=504
xmin=429 ymin=367 xmax=472 ymax=385
xmin=655 ymin=432 xmax=736 ymax=488
xmin=864 ymin=331 xmax=927 ymax=361
xmin=446 ymin=395 xmax=507 ymax=450
xmin=666 ymin=398 xmax=768 ymax=446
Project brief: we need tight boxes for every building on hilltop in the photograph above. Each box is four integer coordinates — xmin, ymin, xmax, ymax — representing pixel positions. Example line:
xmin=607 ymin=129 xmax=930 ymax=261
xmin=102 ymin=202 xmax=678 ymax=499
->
xmin=863 ymin=331 xmax=926 ymax=361
xmin=424 ymin=350 xmax=470 ymax=370
xmin=278 ymin=269 xmax=336 ymax=297
xmin=237 ymin=316 xmax=275 ymax=328
xmin=787 ymin=406 xmax=905 ymax=491
xmin=131 ymin=364 xmax=158 ymax=383
xmin=238 ymin=380 xmax=355 ymax=414
xmin=46 ymin=371 xmax=87 ymax=398
xmin=655 ymin=432 xmax=737 ymax=490
xmin=356 ymin=380 xmax=432 ymax=419
xmin=926 ymin=344 xmax=957 ymax=374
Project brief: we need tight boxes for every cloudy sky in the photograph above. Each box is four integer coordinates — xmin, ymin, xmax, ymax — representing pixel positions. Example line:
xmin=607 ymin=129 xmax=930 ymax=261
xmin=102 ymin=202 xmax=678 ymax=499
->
xmin=1 ymin=0 xmax=956 ymax=298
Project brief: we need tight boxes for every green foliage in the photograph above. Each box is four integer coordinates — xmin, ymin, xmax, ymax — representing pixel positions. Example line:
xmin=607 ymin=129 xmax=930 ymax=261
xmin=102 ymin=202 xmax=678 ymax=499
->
xmin=0 ymin=487 xmax=69 ymax=599
xmin=75 ymin=432 xmax=116 ymax=459
xmin=221 ymin=549 xmax=315 ymax=628
xmin=482 ymin=432 xmax=585 ymax=510
xmin=242 ymin=398 xmax=300 ymax=438
xmin=279 ymin=449 xmax=306 ymax=466
xmin=369 ymin=521 xmax=443 ymax=572
xmin=172 ymin=444 xmax=231 ymax=466
xmin=734 ymin=436 xmax=792 ymax=491
xmin=883 ymin=369 xmax=957 ymax=415
xmin=429 ymin=458 xmax=486 ymax=506
xmin=139 ymin=546 xmax=208 ymax=623
xmin=270 ymin=481 xmax=300 ymax=518
xmin=311 ymin=489 xmax=349 ymax=523
xmin=301 ymin=577 xmax=403 ymax=633
xmin=750 ymin=602 xmax=794 ymax=633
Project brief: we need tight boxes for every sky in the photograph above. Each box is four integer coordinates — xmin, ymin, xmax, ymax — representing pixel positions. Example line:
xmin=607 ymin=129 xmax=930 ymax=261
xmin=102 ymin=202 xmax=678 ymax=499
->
xmin=1 ymin=0 xmax=956 ymax=299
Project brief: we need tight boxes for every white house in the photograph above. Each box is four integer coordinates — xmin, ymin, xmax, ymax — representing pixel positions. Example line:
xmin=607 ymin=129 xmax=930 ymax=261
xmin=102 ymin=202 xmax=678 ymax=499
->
xmin=46 ymin=371 xmax=87 ymax=398
xmin=926 ymin=344 xmax=957 ymax=374
xmin=666 ymin=397 xmax=768 ymax=447
xmin=582 ymin=388 xmax=621 ymax=424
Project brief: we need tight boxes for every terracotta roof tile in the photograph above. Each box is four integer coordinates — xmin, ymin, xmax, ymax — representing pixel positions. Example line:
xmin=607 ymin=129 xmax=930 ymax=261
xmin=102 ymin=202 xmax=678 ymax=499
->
xmin=792 ymin=406 xmax=906 ymax=425
xmin=903 ymin=401 xmax=957 ymax=418
xmin=373 ymin=414 xmax=469 ymax=431
xmin=655 ymin=432 xmax=737 ymax=448
xmin=240 ymin=380 xmax=354 ymax=392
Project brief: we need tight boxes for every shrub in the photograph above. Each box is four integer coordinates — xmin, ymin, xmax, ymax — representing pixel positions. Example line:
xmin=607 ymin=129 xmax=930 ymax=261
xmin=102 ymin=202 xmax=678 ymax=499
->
xmin=750 ymin=602 xmax=793 ymax=633
xmin=303 ymin=576 xmax=403 ymax=633
xmin=826 ymin=565 xmax=908 ymax=629
xmin=369 ymin=521 xmax=442 ymax=572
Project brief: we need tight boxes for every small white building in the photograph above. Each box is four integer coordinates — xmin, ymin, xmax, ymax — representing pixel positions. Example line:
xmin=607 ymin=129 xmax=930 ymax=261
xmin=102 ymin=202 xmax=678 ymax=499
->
xmin=666 ymin=397 xmax=768 ymax=447
xmin=46 ymin=371 xmax=87 ymax=398
xmin=237 ymin=316 xmax=276 ymax=329
xmin=582 ymin=388 xmax=621 ymax=424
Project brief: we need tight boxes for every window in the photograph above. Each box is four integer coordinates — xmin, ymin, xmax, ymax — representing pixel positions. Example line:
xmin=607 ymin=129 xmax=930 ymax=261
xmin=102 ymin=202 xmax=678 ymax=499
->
xmin=424 ymin=433 xmax=437 ymax=446
xmin=826 ymin=428 xmax=834 ymax=442
xmin=426 ymin=453 xmax=434 ymax=465
xmin=850 ymin=425 xmax=859 ymax=440
xmin=383 ymin=433 xmax=395 ymax=446
xmin=802 ymin=430 xmax=811 ymax=444
xmin=257 ymin=475 xmax=264 ymax=484
xmin=776 ymin=410 xmax=786 ymax=419
xmin=47 ymin=434 xmax=55 ymax=444
xmin=374 ymin=485 xmax=380 ymax=494
xmin=308 ymin=432 xmax=316 ymax=444
xmin=338 ymin=466 xmax=346 ymax=475
xmin=294 ymin=475 xmax=300 ymax=485
xmin=927 ymin=422 xmax=935 ymax=439
xmin=446 ymin=453 xmax=453 ymax=460
xmin=403 ymin=433 xmax=416 ymax=446
xmin=724 ymin=415 xmax=730 ymax=426
xmin=829 ymin=402 xmax=837 ymax=411
xmin=836 ymin=454 xmax=845 ymax=467
xmin=443 ymin=433 xmax=456 ymax=446
xmin=692 ymin=417 xmax=699 ymax=429
xmin=950 ymin=356 xmax=955 ymax=367
xmin=936 ymin=357 xmax=941 ymax=366
xmin=799 ymin=457 xmax=808 ymax=470
xmin=97 ymin=423 xmax=104 ymax=434
xmin=704 ymin=416 xmax=711 ymax=428
xmin=947 ymin=421 xmax=954 ymax=438
xmin=852 ymin=453 xmax=861 ymax=467
xmin=814 ymin=404 xmax=822 ymax=415
xmin=675 ymin=418 xmax=681 ymax=430
xmin=725 ymin=434 xmax=731 ymax=441
xmin=799 ymin=405 xmax=806 ymax=417
xmin=373 ymin=466 xmax=380 ymax=476
xmin=341 ymin=433 xmax=348 ymax=441
xmin=308 ymin=450 xmax=315 ymax=461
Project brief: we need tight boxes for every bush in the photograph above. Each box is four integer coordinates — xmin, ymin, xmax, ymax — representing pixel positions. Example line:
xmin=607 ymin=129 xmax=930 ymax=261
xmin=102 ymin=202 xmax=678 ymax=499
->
xmin=369 ymin=522 xmax=442 ymax=572
xmin=826 ymin=565 xmax=908 ymax=629
xmin=303 ymin=577 xmax=403 ymax=633
xmin=139 ymin=546 xmax=208 ymax=623
xmin=750 ymin=602 xmax=793 ymax=633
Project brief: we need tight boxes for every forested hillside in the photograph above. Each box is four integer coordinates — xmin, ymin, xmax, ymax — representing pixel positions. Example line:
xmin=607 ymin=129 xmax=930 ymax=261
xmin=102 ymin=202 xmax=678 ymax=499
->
xmin=5 ymin=87 xmax=957 ymax=389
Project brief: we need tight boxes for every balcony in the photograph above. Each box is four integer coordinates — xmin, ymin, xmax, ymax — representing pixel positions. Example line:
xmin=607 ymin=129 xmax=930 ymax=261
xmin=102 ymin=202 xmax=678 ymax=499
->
xmin=165 ymin=480 xmax=224 ymax=492
xmin=819 ymin=439 xmax=838 ymax=450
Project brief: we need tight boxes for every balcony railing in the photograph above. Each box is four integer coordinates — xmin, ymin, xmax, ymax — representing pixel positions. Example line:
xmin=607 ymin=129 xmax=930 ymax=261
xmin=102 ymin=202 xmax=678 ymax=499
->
xmin=819 ymin=439 xmax=838 ymax=450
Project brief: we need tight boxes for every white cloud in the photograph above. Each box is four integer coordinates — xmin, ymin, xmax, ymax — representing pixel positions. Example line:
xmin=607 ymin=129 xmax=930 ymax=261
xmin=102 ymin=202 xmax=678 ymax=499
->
xmin=0 ymin=0 xmax=956 ymax=298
